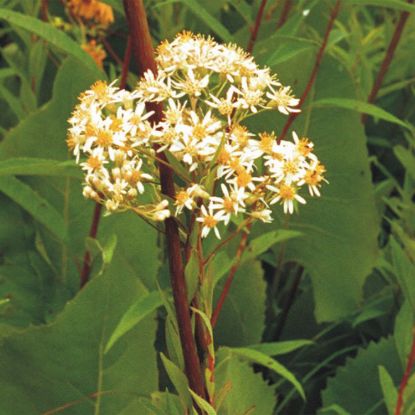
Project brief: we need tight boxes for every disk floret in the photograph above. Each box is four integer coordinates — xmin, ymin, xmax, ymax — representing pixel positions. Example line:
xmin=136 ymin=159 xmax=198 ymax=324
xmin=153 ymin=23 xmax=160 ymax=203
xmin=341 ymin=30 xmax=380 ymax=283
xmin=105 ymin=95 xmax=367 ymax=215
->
xmin=67 ymin=32 xmax=327 ymax=236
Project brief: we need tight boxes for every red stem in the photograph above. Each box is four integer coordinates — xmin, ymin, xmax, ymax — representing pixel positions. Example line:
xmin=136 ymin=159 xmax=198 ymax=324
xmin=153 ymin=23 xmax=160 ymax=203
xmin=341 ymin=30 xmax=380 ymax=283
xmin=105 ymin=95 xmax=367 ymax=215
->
xmin=40 ymin=0 xmax=49 ymax=21
xmin=362 ymin=0 xmax=414 ymax=124
xmin=79 ymin=34 xmax=133 ymax=288
xmin=247 ymin=0 xmax=268 ymax=54
xmin=276 ymin=0 xmax=292 ymax=29
xmin=278 ymin=0 xmax=341 ymax=142
xmin=395 ymin=328 xmax=415 ymax=415
xmin=123 ymin=0 xmax=206 ymax=401
xmin=211 ymin=223 xmax=251 ymax=327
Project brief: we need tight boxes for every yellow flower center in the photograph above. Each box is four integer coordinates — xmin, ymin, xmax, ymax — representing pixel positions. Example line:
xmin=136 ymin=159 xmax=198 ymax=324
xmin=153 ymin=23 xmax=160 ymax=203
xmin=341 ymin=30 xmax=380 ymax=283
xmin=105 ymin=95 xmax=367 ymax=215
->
xmin=204 ymin=215 xmax=217 ymax=228
xmin=279 ymin=184 xmax=295 ymax=200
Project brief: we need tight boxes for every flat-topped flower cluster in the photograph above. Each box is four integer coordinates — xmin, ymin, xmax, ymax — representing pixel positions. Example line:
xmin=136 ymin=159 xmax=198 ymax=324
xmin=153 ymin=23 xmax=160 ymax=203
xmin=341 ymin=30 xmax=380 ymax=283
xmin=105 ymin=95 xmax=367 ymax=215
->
xmin=67 ymin=32 xmax=327 ymax=238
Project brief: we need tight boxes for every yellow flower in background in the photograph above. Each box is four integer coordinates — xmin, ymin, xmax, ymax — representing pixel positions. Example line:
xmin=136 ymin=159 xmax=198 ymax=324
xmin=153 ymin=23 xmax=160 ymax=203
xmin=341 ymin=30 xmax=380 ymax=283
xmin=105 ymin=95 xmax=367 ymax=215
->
xmin=81 ymin=40 xmax=106 ymax=68
xmin=68 ymin=0 xmax=114 ymax=26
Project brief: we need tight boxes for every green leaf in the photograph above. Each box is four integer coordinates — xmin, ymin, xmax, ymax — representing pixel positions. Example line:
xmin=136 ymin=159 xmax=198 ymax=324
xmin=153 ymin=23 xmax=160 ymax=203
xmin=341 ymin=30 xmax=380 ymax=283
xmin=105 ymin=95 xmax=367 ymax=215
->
xmin=312 ymin=98 xmax=409 ymax=128
xmin=344 ymin=0 xmax=415 ymax=12
xmin=266 ymin=43 xmax=314 ymax=67
xmin=214 ymin=259 xmax=266 ymax=347
xmin=105 ymin=291 xmax=163 ymax=353
xmin=322 ymin=338 xmax=402 ymax=414
xmin=242 ymin=229 xmax=302 ymax=263
xmin=0 ymin=262 xmax=158 ymax=414
xmin=175 ymin=0 xmax=234 ymax=42
xmin=394 ymin=145 xmax=415 ymax=181
xmin=0 ymin=176 xmax=67 ymax=242
xmin=378 ymin=366 xmax=397 ymax=415
xmin=0 ymin=9 xmax=98 ymax=72
xmin=251 ymin=55 xmax=379 ymax=322
xmin=390 ymin=237 xmax=415 ymax=310
xmin=0 ymin=158 xmax=81 ymax=178
xmin=215 ymin=350 xmax=276 ymax=415
xmin=160 ymin=353 xmax=192 ymax=411
xmin=320 ymin=404 xmax=351 ymax=415
xmin=189 ymin=389 xmax=217 ymax=415
xmin=246 ymin=340 xmax=313 ymax=356
xmin=225 ymin=346 xmax=305 ymax=399
xmin=394 ymin=301 xmax=414 ymax=368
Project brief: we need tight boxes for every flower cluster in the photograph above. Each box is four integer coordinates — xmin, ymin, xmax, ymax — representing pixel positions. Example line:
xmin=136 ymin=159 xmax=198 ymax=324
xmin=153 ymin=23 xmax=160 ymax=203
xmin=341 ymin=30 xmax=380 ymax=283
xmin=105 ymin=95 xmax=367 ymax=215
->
xmin=68 ymin=32 xmax=327 ymax=238
xmin=67 ymin=0 xmax=114 ymax=27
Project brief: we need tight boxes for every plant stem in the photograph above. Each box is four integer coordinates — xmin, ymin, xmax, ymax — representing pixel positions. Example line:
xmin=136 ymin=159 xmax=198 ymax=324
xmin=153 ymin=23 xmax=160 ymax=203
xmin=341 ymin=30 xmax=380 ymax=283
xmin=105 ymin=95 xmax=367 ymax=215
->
xmin=80 ymin=203 xmax=102 ymax=288
xmin=211 ymin=223 xmax=252 ymax=327
xmin=362 ymin=0 xmax=414 ymax=124
xmin=395 ymin=328 xmax=415 ymax=415
xmin=123 ymin=0 xmax=206 ymax=401
xmin=40 ymin=0 xmax=49 ymax=21
xmin=278 ymin=0 xmax=341 ymax=142
xmin=276 ymin=0 xmax=292 ymax=29
xmin=79 ymin=33 xmax=132 ymax=289
xmin=247 ymin=0 xmax=268 ymax=54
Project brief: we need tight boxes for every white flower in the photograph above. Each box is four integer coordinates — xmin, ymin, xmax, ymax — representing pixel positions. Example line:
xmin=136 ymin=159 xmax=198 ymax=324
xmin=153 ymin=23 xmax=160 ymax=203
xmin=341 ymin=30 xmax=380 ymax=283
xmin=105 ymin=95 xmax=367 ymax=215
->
xmin=209 ymin=184 xmax=246 ymax=225
xmin=196 ymin=205 xmax=226 ymax=239
xmin=266 ymin=85 xmax=300 ymax=114
xmin=267 ymin=183 xmax=306 ymax=214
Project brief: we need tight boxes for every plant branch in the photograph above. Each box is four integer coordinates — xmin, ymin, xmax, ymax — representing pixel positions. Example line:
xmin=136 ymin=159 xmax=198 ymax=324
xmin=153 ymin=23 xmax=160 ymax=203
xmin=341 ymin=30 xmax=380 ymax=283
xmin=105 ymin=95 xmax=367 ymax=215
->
xmin=362 ymin=0 xmax=414 ymax=124
xmin=395 ymin=327 xmax=415 ymax=415
xmin=276 ymin=0 xmax=292 ymax=29
xmin=278 ymin=0 xmax=341 ymax=141
xmin=247 ymin=0 xmax=268 ymax=54
xmin=123 ymin=0 xmax=206 ymax=401
xmin=79 ymin=27 xmax=137 ymax=288
xmin=211 ymin=223 xmax=252 ymax=327
xmin=40 ymin=0 xmax=49 ymax=21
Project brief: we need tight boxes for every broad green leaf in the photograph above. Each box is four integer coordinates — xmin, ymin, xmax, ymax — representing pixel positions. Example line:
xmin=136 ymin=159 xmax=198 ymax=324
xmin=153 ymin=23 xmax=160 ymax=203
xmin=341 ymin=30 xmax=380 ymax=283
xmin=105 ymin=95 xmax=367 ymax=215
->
xmin=0 ymin=176 xmax=67 ymax=242
xmin=189 ymin=389 xmax=217 ymax=415
xmin=344 ymin=0 xmax=415 ymax=12
xmin=0 ymin=58 xmax=159 ymax=317
xmin=225 ymin=346 xmax=305 ymax=399
xmin=214 ymin=259 xmax=266 ymax=347
xmin=242 ymin=229 xmax=302 ymax=263
xmin=0 ymin=158 xmax=80 ymax=178
xmin=378 ymin=366 xmax=397 ymax=415
xmin=160 ymin=353 xmax=192 ymax=411
xmin=322 ymin=338 xmax=402 ymax=414
xmin=246 ymin=340 xmax=313 ymax=356
xmin=105 ymin=291 xmax=163 ymax=353
xmin=215 ymin=351 xmax=276 ymax=415
xmin=0 ymin=9 xmax=98 ymax=72
xmin=0 ymin=261 xmax=158 ymax=414
xmin=312 ymin=98 xmax=409 ymax=128
xmin=251 ymin=54 xmax=379 ymax=321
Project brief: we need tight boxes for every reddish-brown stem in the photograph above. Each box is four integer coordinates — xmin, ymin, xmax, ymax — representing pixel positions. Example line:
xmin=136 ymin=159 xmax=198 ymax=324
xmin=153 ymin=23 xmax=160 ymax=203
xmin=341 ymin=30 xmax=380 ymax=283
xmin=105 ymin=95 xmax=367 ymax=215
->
xmin=120 ymin=36 xmax=132 ymax=88
xmin=247 ymin=0 xmax=268 ymax=54
xmin=79 ymin=203 xmax=102 ymax=288
xmin=276 ymin=0 xmax=292 ymax=29
xmin=40 ymin=0 xmax=49 ymax=21
xmin=102 ymin=38 xmax=123 ymax=66
xmin=395 ymin=328 xmax=415 ymax=415
xmin=79 ymin=33 xmax=134 ymax=289
xmin=211 ymin=223 xmax=252 ymax=327
xmin=123 ymin=0 xmax=206 ymax=401
xmin=278 ymin=0 xmax=341 ymax=142
xmin=362 ymin=0 xmax=414 ymax=124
